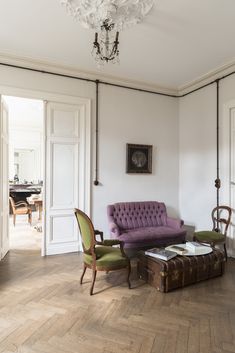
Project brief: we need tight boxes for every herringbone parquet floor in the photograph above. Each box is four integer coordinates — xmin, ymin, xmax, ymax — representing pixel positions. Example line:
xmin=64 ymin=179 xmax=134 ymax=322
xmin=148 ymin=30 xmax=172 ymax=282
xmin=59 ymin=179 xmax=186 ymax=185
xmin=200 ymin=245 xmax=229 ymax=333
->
xmin=0 ymin=250 xmax=234 ymax=353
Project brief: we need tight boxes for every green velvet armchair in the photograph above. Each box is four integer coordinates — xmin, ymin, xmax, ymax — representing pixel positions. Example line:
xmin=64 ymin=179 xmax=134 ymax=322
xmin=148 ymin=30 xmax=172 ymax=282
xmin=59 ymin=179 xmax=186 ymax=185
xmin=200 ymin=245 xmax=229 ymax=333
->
xmin=74 ymin=208 xmax=131 ymax=295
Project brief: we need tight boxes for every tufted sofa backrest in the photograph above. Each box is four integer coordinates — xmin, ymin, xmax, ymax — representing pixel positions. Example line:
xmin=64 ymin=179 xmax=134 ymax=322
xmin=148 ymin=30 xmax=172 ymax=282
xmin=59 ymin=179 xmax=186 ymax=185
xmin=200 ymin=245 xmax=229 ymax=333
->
xmin=107 ymin=201 xmax=167 ymax=230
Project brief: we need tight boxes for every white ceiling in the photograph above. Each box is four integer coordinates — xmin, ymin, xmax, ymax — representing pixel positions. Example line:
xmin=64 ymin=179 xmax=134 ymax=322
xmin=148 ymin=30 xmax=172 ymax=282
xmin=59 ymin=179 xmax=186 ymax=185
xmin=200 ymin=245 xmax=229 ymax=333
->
xmin=0 ymin=0 xmax=235 ymax=89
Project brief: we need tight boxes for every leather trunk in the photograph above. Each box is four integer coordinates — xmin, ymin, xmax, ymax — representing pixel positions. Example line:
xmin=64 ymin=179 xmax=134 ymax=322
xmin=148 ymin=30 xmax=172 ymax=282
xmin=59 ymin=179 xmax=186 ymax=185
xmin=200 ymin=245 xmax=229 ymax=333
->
xmin=137 ymin=249 xmax=225 ymax=292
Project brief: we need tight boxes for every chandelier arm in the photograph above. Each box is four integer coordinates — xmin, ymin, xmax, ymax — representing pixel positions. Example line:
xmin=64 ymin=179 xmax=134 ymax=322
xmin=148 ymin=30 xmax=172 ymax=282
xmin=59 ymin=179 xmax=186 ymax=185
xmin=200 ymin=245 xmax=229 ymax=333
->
xmin=109 ymin=43 xmax=119 ymax=60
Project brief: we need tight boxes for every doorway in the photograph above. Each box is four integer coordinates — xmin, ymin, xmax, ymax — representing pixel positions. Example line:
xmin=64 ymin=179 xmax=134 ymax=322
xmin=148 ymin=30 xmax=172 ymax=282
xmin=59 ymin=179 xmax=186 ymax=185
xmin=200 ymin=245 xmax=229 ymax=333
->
xmin=0 ymin=88 xmax=91 ymax=260
xmin=4 ymin=95 xmax=44 ymax=253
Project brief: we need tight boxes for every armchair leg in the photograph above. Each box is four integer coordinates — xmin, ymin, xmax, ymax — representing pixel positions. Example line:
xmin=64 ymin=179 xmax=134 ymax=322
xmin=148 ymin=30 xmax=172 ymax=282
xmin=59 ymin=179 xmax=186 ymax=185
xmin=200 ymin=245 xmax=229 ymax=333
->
xmin=13 ymin=214 xmax=16 ymax=226
xmin=80 ymin=264 xmax=87 ymax=284
xmin=127 ymin=262 xmax=131 ymax=289
xmin=90 ymin=270 xmax=97 ymax=295
xmin=224 ymin=244 xmax=228 ymax=262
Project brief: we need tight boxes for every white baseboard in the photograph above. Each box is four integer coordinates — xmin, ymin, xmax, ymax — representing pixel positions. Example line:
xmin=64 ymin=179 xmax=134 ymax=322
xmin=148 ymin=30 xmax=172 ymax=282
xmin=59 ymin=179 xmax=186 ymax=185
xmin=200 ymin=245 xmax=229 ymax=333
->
xmin=45 ymin=241 xmax=80 ymax=256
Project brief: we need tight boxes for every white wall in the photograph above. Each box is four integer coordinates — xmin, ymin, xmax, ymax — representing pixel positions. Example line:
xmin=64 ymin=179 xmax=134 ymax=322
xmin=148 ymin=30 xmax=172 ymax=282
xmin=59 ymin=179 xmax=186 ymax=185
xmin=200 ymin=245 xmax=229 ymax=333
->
xmin=179 ymin=86 xmax=217 ymax=232
xmin=94 ymin=85 xmax=179 ymax=233
xmin=179 ymin=76 xmax=235 ymax=255
xmin=4 ymin=96 xmax=43 ymax=183
xmin=9 ymin=128 xmax=43 ymax=182
xmin=0 ymin=65 xmax=180 ymax=236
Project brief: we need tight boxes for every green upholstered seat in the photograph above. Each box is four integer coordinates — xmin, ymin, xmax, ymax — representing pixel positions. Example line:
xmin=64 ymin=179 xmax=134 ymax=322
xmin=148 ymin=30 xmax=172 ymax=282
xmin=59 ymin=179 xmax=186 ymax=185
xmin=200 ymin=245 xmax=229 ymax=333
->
xmin=84 ymin=246 xmax=129 ymax=270
xmin=194 ymin=230 xmax=225 ymax=242
xmin=74 ymin=208 xmax=131 ymax=295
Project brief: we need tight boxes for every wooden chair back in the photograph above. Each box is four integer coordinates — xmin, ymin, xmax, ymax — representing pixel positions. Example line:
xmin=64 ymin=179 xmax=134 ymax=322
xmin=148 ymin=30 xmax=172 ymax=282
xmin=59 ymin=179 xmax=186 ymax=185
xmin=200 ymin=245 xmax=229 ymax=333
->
xmin=74 ymin=208 xmax=96 ymax=255
xmin=212 ymin=205 xmax=232 ymax=236
xmin=9 ymin=196 xmax=16 ymax=213
xmin=9 ymin=196 xmax=32 ymax=226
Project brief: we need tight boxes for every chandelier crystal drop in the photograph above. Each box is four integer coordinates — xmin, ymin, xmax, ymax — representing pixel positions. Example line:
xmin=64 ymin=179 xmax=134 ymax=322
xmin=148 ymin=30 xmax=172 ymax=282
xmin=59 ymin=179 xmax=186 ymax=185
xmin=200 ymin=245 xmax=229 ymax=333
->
xmin=60 ymin=0 xmax=154 ymax=64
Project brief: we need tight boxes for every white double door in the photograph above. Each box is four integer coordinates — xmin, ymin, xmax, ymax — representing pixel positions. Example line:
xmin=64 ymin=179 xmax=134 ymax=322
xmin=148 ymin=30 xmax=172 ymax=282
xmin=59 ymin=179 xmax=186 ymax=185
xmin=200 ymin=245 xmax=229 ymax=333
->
xmin=0 ymin=95 xmax=90 ymax=259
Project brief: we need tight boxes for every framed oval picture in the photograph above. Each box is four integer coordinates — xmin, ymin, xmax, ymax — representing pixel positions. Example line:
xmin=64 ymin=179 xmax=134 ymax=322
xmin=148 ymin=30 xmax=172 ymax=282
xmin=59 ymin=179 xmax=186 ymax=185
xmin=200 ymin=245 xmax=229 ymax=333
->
xmin=126 ymin=143 xmax=152 ymax=174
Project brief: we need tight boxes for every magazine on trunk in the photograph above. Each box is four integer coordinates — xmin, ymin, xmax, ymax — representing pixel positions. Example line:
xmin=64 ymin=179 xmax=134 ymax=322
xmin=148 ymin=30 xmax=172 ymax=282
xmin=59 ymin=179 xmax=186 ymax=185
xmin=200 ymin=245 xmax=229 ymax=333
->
xmin=165 ymin=244 xmax=188 ymax=255
xmin=145 ymin=248 xmax=177 ymax=261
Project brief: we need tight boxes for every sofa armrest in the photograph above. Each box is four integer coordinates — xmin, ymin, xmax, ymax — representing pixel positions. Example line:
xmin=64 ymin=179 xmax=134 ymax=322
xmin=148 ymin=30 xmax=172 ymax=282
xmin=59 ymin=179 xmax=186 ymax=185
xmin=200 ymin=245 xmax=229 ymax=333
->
xmin=109 ymin=222 xmax=120 ymax=237
xmin=167 ymin=216 xmax=184 ymax=229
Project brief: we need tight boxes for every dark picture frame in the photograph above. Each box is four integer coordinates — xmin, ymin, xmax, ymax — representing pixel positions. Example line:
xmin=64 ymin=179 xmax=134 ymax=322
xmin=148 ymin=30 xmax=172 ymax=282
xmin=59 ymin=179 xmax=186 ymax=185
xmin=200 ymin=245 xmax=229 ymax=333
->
xmin=126 ymin=143 xmax=152 ymax=174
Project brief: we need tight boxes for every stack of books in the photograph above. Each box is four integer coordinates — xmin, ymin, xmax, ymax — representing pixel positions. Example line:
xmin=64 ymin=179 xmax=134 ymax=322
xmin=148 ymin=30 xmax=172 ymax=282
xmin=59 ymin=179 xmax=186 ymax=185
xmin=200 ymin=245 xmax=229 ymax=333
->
xmin=186 ymin=241 xmax=209 ymax=254
xmin=145 ymin=248 xmax=177 ymax=261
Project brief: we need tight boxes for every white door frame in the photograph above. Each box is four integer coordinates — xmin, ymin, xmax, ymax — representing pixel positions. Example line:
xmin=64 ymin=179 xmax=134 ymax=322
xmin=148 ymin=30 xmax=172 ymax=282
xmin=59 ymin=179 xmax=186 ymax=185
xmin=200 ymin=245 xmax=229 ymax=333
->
xmin=0 ymin=85 xmax=91 ymax=257
xmin=221 ymin=100 xmax=235 ymax=257
xmin=0 ymin=97 xmax=9 ymax=259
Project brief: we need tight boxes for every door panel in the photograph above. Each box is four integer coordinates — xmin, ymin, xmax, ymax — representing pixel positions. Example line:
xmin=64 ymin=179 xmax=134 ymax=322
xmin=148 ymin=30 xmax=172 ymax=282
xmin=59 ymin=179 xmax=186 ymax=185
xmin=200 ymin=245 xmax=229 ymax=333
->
xmin=0 ymin=97 xmax=9 ymax=259
xmin=51 ymin=143 xmax=77 ymax=208
xmin=45 ymin=101 xmax=90 ymax=255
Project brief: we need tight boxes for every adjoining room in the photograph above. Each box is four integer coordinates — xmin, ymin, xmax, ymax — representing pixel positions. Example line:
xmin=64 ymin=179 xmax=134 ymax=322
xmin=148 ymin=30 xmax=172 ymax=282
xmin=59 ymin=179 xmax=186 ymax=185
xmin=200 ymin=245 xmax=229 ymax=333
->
xmin=4 ymin=96 xmax=44 ymax=253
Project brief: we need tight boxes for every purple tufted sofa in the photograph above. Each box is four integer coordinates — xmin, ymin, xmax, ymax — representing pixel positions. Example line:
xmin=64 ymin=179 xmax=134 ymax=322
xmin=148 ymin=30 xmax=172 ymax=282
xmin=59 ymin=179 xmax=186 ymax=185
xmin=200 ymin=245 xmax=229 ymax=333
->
xmin=107 ymin=201 xmax=186 ymax=249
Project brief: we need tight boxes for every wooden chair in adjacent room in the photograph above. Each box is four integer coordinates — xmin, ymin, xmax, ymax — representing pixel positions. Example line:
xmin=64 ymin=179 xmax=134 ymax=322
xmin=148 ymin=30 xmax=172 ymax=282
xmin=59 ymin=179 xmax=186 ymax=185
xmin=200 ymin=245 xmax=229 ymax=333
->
xmin=74 ymin=208 xmax=131 ymax=295
xmin=193 ymin=205 xmax=232 ymax=260
xmin=9 ymin=197 xmax=32 ymax=226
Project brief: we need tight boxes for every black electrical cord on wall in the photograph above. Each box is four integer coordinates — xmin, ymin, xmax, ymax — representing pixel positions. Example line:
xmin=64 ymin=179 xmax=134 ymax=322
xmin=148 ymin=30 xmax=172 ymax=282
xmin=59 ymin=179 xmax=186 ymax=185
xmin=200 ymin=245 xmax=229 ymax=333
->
xmin=215 ymin=80 xmax=220 ymax=210
xmin=94 ymin=80 xmax=99 ymax=186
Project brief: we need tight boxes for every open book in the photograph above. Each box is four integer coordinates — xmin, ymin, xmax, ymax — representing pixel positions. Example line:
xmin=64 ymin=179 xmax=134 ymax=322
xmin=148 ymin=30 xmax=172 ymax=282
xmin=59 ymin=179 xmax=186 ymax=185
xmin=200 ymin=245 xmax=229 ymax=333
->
xmin=145 ymin=248 xmax=177 ymax=261
xmin=166 ymin=244 xmax=188 ymax=255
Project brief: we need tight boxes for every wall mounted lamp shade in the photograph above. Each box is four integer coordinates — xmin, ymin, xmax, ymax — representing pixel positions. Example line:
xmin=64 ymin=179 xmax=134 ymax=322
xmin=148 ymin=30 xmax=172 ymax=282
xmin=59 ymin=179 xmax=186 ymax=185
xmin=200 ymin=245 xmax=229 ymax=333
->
xmin=60 ymin=0 xmax=154 ymax=64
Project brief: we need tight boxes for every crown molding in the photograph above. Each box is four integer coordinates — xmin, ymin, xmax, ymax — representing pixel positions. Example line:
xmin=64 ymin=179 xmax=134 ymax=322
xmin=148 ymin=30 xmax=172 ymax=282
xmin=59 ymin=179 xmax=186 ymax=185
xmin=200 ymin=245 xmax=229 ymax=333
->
xmin=0 ymin=53 xmax=178 ymax=97
xmin=178 ymin=59 xmax=235 ymax=96
xmin=2 ymin=53 xmax=235 ymax=98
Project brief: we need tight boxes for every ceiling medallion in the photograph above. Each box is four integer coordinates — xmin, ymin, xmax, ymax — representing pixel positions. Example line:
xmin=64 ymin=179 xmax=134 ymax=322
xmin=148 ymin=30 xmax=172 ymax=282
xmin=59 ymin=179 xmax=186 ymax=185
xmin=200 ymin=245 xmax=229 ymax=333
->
xmin=61 ymin=0 xmax=154 ymax=65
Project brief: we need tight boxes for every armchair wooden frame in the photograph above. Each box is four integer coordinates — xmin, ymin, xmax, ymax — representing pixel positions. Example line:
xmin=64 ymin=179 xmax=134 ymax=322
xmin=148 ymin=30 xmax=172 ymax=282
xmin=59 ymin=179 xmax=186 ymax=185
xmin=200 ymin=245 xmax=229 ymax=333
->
xmin=9 ymin=196 xmax=32 ymax=226
xmin=74 ymin=208 xmax=131 ymax=295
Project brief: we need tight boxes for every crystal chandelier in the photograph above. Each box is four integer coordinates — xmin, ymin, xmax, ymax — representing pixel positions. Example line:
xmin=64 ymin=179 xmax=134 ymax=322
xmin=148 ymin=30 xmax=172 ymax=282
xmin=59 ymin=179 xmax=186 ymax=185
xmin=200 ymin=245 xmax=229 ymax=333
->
xmin=60 ymin=0 xmax=154 ymax=65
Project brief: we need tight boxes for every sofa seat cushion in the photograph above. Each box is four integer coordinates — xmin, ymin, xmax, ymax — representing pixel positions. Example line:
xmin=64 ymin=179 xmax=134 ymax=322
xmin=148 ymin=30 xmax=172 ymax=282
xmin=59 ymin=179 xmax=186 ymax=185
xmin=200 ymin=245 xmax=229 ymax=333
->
xmin=119 ymin=226 xmax=185 ymax=244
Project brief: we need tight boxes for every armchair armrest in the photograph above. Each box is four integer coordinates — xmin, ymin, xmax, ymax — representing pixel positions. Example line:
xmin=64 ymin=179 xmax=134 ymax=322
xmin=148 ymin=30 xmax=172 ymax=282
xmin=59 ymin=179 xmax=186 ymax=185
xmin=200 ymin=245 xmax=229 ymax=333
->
xmin=96 ymin=239 xmax=127 ymax=258
xmin=167 ymin=216 xmax=184 ymax=229
xmin=108 ymin=222 xmax=120 ymax=237
xmin=97 ymin=239 xmax=122 ymax=246
xmin=94 ymin=229 xmax=104 ymax=242
xmin=15 ymin=201 xmax=28 ymax=208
